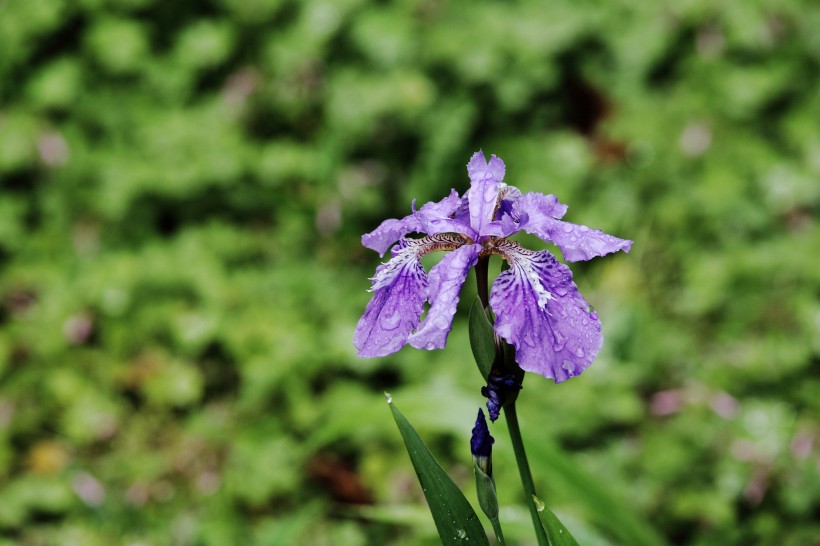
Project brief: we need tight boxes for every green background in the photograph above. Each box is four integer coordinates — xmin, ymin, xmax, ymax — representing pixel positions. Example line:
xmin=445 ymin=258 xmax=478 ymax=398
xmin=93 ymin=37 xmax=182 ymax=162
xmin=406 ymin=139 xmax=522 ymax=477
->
xmin=1 ymin=0 xmax=818 ymax=544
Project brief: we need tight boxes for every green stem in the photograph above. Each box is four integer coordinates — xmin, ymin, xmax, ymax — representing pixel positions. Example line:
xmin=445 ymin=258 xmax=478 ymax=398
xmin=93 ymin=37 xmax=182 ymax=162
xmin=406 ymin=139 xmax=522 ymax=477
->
xmin=490 ymin=518 xmax=506 ymax=546
xmin=505 ymin=402 xmax=550 ymax=546
xmin=475 ymin=256 xmax=490 ymax=309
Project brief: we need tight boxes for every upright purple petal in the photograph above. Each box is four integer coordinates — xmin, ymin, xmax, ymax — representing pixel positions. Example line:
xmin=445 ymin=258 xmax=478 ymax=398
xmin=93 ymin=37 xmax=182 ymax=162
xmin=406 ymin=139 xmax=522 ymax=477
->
xmin=354 ymin=239 xmax=428 ymax=357
xmin=408 ymin=244 xmax=481 ymax=350
xmin=362 ymin=190 xmax=467 ymax=257
xmin=513 ymin=193 xmax=631 ymax=262
xmin=489 ymin=244 xmax=602 ymax=382
xmin=467 ymin=151 xmax=505 ymax=236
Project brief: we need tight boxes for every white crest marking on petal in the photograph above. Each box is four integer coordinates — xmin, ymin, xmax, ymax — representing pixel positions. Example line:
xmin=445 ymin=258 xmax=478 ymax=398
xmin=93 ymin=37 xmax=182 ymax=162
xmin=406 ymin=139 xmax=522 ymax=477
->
xmin=520 ymin=258 xmax=553 ymax=311
xmin=496 ymin=241 xmax=553 ymax=311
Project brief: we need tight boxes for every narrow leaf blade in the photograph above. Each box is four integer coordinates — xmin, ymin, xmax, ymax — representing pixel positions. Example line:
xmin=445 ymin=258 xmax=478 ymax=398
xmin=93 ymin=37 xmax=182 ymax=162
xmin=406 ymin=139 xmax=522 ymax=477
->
xmin=388 ymin=396 xmax=490 ymax=546
xmin=533 ymin=496 xmax=580 ymax=546
xmin=468 ymin=297 xmax=495 ymax=380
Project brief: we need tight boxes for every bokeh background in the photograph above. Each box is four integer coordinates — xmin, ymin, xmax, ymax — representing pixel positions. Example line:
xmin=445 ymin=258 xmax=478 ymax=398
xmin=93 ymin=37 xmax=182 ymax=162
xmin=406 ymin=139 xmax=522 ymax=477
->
xmin=1 ymin=0 xmax=818 ymax=544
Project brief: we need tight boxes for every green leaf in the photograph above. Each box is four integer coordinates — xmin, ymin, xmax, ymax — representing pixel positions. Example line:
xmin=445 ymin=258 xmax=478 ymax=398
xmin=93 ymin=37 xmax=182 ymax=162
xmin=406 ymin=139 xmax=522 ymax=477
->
xmin=533 ymin=496 xmax=580 ymax=546
xmin=387 ymin=394 xmax=491 ymax=546
xmin=468 ymin=297 xmax=495 ymax=381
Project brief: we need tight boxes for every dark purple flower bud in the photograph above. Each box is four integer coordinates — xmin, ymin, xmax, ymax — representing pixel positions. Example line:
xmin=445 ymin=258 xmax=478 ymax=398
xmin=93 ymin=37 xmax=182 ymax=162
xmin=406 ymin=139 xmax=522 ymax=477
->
xmin=470 ymin=408 xmax=494 ymax=476
xmin=481 ymin=373 xmax=523 ymax=422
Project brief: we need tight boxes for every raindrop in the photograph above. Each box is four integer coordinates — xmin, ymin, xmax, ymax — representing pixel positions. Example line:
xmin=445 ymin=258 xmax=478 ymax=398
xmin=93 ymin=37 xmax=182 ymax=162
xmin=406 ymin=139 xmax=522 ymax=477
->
xmin=533 ymin=495 xmax=545 ymax=512
xmin=381 ymin=311 xmax=401 ymax=329
xmin=562 ymin=224 xmax=574 ymax=233
xmin=456 ymin=529 xmax=467 ymax=539
xmin=575 ymin=347 xmax=585 ymax=358
xmin=434 ymin=314 xmax=450 ymax=328
xmin=384 ymin=392 xmax=393 ymax=404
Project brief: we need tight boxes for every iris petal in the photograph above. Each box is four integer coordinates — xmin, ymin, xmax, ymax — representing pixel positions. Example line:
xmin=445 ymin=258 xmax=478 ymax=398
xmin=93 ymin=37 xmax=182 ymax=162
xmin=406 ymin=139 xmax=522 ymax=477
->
xmin=362 ymin=190 xmax=466 ymax=256
xmin=354 ymin=240 xmax=428 ymax=357
xmin=467 ymin=151 xmax=505 ymax=236
xmin=408 ymin=244 xmax=481 ymax=350
xmin=512 ymin=193 xmax=631 ymax=262
xmin=489 ymin=244 xmax=602 ymax=382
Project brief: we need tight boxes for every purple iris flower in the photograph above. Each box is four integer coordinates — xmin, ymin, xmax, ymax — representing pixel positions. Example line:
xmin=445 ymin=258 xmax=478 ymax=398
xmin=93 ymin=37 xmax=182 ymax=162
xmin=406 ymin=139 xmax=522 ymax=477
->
xmin=354 ymin=151 xmax=632 ymax=382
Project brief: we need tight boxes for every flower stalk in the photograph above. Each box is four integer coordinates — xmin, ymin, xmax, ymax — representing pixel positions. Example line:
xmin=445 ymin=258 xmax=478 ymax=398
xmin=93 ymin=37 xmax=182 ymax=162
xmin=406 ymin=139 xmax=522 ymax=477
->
xmin=505 ymin=402 xmax=550 ymax=546
xmin=475 ymin=255 xmax=491 ymax=309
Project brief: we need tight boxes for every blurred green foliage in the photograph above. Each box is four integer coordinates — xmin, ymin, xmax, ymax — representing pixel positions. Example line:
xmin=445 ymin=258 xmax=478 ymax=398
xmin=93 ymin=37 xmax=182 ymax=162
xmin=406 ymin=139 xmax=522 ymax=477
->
xmin=0 ymin=0 xmax=818 ymax=544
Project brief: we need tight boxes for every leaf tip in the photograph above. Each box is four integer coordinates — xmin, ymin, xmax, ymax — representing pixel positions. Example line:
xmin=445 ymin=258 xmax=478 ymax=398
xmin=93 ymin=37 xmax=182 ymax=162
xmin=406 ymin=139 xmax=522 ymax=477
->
xmin=384 ymin=391 xmax=393 ymax=404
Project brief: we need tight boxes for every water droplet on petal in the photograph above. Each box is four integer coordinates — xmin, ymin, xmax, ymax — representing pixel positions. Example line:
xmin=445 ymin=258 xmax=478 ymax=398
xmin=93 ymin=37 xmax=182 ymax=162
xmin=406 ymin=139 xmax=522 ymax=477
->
xmin=434 ymin=314 xmax=450 ymax=329
xmin=381 ymin=311 xmax=401 ymax=329
xmin=575 ymin=347 xmax=585 ymax=358
xmin=562 ymin=224 xmax=574 ymax=233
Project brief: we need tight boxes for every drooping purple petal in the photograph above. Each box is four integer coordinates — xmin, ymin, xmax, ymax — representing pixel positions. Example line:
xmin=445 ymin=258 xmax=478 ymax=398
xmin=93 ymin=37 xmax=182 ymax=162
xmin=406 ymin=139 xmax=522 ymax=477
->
xmin=354 ymin=239 xmax=428 ymax=357
xmin=362 ymin=190 xmax=467 ymax=257
xmin=489 ymin=244 xmax=602 ymax=382
xmin=408 ymin=243 xmax=481 ymax=350
xmin=512 ymin=193 xmax=631 ymax=262
xmin=467 ymin=151 xmax=505 ymax=236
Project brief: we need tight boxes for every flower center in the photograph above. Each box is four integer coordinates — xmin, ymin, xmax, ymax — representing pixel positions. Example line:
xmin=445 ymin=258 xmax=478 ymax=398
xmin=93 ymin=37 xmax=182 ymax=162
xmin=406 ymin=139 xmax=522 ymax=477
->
xmin=415 ymin=233 xmax=469 ymax=258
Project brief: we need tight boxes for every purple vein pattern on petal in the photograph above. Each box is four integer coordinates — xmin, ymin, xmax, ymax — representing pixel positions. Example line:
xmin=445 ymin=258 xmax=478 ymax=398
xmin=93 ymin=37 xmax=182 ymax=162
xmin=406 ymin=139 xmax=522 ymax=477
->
xmin=513 ymin=193 xmax=632 ymax=262
xmin=354 ymin=239 xmax=428 ymax=357
xmin=489 ymin=247 xmax=602 ymax=382
xmin=467 ymin=151 xmax=505 ymax=236
xmin=408 ymin=244 xmax=481 ymax=351
xmin=362 ymin=190 xmax=465 ymax=257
